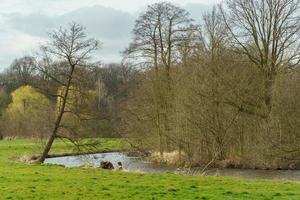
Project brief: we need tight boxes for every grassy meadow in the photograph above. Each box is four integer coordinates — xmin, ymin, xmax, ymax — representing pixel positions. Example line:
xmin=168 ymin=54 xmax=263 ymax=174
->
xmin=0 ymin=139 xmax=300 ymax=199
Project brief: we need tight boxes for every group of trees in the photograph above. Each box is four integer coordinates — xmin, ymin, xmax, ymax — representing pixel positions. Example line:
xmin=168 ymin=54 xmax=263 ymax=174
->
xmin=1 ymin=0 xmax=300 ymax=168
xmin=120 ymin=0 xmax=300 ymax=169
xmin=0 ymin=23 xmax=136 ymax=161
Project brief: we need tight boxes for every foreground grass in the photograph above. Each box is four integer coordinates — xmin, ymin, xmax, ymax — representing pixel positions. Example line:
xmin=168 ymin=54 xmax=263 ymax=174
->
xmin=0 ymin=140 xmax=300 ymax=199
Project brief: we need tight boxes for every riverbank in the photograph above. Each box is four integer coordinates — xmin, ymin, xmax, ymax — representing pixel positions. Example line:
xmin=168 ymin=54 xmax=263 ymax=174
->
xmin=45 ymin=151 xmax=300 ymax=181
xmin=1 ymin=139 xmax=300 ymax=199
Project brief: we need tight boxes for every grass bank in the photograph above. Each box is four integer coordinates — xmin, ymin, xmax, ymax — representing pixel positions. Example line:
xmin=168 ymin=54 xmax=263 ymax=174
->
xmin=0 ymin=139 xmax=300 ymax=199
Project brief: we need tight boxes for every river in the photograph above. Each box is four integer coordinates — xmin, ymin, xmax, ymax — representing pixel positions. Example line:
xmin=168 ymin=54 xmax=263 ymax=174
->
xmin=44 ymin=152 xmax=300 ymax=181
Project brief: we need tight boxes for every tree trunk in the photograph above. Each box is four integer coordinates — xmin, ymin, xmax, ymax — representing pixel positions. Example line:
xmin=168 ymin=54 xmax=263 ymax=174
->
xmin=264 ymin=73 xmax=275 ymax=117
xmin=38 ymin=130 xmax=56 ymax=163
xmin=38 ymin=66 xmax=74 ymax=163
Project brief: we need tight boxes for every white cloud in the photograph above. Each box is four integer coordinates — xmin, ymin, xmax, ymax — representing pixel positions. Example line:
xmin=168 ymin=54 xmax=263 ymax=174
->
xmin=0 ymin=0 xmax=220 ymax=70
xmin=0 ymin=0 xmax=220 ymax=14
xmin=0 ymin=31 xmax=45 ymax=68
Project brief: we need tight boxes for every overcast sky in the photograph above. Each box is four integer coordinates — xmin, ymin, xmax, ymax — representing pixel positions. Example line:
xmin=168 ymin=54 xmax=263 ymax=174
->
xmin=0 ymin=0 xmax=221 ymax=70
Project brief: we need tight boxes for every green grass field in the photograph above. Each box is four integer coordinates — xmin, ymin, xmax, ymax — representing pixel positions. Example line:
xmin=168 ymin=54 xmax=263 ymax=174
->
xmin=0 ymin=139 xmax=300 ymax=199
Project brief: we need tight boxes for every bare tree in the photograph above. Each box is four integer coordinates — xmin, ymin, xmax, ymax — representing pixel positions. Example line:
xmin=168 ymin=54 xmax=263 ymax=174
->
xmin=183 ymin=7 xmax=242 ymax=162
xmin=37 ymin=23 xmax=100 ymax=162
xmin=125 ymin=2 xmax=196 ymax=73
xmin=202 ymin=7 xmax=228 ymax=62
xmin=10 ymin=56 xmax=37 ymax=85
xmin=221 ymin=0 xmax=300 ymax=117
xmin=123 ymin=2 xmax=198 ymax=156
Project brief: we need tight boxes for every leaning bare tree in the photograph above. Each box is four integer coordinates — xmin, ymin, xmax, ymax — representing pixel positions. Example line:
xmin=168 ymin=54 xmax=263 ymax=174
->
xmin=37 ymin=23 xmax=100 ymax=163
xmin=221 ymin=0 xmax=300 ymax=118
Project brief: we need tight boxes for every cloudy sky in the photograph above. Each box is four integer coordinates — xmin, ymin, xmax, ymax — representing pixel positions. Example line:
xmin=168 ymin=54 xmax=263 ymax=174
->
xmin=0 ymin=0 xmax=221 ymax=70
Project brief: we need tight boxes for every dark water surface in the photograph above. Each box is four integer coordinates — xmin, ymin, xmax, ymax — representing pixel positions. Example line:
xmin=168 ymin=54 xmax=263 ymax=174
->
xmin=44 ymin=152 xmax=300 ymax=181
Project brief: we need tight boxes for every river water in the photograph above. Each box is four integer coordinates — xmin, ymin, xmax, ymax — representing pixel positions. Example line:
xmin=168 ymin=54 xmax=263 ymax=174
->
xmin=44 ymin=152 xmax=176 ymax=173
xmin=44 ymin=152 xmax=300 ymax=181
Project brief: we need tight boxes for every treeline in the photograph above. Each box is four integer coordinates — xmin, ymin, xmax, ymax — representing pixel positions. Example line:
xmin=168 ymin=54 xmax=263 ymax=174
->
xmin=1 ymin=0 xmax=300 ymax=168
xmin=0 ymin=57 xmax=136 ymax=139
xmin=0 ymin=23 xmax=144 ymax=162
xmin=119 ymin=1 xmax=300 ymax=169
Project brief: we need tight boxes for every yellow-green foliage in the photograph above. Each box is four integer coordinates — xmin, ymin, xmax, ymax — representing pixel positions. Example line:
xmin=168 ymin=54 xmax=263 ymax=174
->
xmin=57 ymin=86 xmax=98 ymax=137
xmin=4 ymin=86 xmax=52 ymax=137
xmin=57 ymin=86 xmax=97 ymax=114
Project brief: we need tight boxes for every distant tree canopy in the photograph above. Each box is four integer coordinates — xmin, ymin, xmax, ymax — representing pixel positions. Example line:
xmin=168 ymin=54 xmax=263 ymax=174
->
xmin=0 ymin=88 xmax=10 ymax=116
xmin=0 ymin=56 xmax=37 ymax=93
xmin=4 ymin=86 xmax=52 ymax=137
xmin=0 ymin=60 xmax=134 ymax=139
xmin=57 ymin=85 xmax=109 ymax=138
